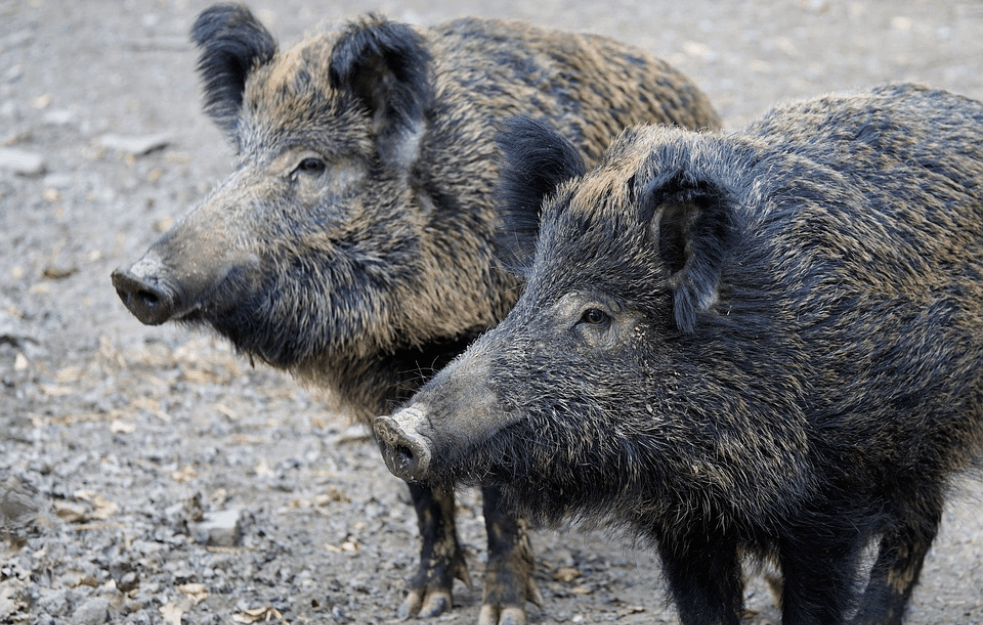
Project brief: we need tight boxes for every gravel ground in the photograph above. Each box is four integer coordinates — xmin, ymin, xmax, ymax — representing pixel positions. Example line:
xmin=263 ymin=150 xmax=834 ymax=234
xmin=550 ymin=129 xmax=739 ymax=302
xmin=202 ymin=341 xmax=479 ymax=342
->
xmin=2 ymin=1 xmax=983 ymax=624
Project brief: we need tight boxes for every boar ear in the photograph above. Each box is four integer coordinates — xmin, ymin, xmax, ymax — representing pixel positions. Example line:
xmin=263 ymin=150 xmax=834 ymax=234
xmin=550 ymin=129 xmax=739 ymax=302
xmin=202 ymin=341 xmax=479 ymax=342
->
xmin=495 ymin=117 xmax=587 ymax=274
xmin=329 ymin=16 xmax=434 ymax=167
xmin=642 ymin=172 xmax=737 ymax=334
xmin=191 ymin=4 xmax=277 ymax=138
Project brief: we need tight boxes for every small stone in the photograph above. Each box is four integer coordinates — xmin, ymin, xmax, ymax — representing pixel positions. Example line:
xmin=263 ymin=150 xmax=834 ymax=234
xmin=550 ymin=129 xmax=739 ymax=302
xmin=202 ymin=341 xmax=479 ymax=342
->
xmin=36 ymin=587 xmax=74 ymax=616
xmin=0 ymin=147 xmax=45 ymax=175
xmin=97 ymin=132 xmax=170 ymax=156
xmin=42 ymin=109 xmax=75 ymax=126
xmin=31 ymin=94 xmax=51 ymax=109
xmin=0 ymin=476 xmax=39 ymax=528
xmin=194 ymin=509 xmax=241 ymax=547
xmin=72 ymin=596 xmax=110 ymax=625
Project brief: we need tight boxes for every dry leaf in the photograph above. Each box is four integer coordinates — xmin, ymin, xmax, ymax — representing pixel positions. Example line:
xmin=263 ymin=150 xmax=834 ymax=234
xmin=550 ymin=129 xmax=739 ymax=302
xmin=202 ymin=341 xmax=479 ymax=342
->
xmin=110 ymin=419 xmax=136 ymax=434
xmin=324 ymin=540 xmax=360 ymax=553
xmin=159 ymin=601 xmax=183 ymax=625
xmin=178 ymin=582 xmax=209 ymax=606
xmin=212 ymin=403 xmax=238 ymax=420
xmin=90 ymin=496 xmax=119 ymax=521
xmin=314 ymin=487 xmax=350 ymax=505
xmin=52 ymin=500 xmax=87 ymax=523
xmin=231 ymin=435 xmax=264 ymax=445
xmin=42 ymin=265 xmax=78 ymax=280
xmin=617 ymin=606 xmax=647 ymax=617
xmin=232 ymin=606 xmax=284 ymax=623
xmin=39 ymin=384 xmax=73 ymax=397
xmin=73 ymin=490 xmax=118 ymax=520
xmin=171 ymin=464 xmax=198 ymax=483
xmin=55 ymin=366 xmax=84 ymax=383
xmin=554 ymin=567 xmax=582 ymax=583
xmin=253 ymin=458 xmax=273 ymax=478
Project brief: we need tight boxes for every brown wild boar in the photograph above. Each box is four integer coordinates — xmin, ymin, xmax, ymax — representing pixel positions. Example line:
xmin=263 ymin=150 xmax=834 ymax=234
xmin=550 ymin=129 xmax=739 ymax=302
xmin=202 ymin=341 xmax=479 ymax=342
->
xmin=111 ymin=4 xmax=720 ymax=624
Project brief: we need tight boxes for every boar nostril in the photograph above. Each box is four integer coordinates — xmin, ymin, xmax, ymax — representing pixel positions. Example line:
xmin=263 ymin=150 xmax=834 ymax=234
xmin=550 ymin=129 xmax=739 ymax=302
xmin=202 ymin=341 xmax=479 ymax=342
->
xmin=111 ymin=268 xmax=177 ymax=326
xmin=135 ymin=289 xmax=161 ymax=308
xmin=394 ymin=444 xmax=414 ymax=462
xmin=392 ymin=444 xmax=420 ymax=474
xmin=375 ymin=415 xmax=432 ymax=482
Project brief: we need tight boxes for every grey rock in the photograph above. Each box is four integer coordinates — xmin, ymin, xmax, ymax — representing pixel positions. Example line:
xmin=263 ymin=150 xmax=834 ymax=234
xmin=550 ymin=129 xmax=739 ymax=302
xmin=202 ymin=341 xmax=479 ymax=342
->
xmin=193 ymin=509 xmax=241 ymax=547
xmin=72 ymin=596 xmax=110 ymax=625
xmin=36 ymin=587 xmax=74 ymax=616
xmin=0 ymin=147 xmax=45 ymax=175
xmin=97 ymin=132 xmax=170 ymax=156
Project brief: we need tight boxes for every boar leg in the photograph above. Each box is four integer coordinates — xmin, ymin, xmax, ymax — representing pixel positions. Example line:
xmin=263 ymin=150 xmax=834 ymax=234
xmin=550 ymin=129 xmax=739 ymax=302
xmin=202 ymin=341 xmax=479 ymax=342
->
xmin=401 ymin=483 xmax=472 ymax=619
xmin=658 ymin=531 xmax=744 ymax=625
xmin=478 ymin=486 xmax=542 ymax=625
xmin=779 ymin=527 xmax=864 ymax=625
xmin=851 ymin=496 xmax=943 ymax=625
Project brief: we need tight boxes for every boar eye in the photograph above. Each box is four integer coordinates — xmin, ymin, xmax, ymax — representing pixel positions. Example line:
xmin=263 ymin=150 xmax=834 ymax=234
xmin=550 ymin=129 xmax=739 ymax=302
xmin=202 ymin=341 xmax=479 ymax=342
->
xmin=580 ymin=308 xmax=610 ymax=325
xmin=295 ymin=157 xmax=327 ymax=174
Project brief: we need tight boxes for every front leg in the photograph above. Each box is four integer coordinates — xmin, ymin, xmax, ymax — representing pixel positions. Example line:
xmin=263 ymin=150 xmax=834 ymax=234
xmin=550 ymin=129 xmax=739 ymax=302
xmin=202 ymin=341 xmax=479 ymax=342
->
xmin=400 ymin=482 xmax=472 ymax=619
xmin=779 ymin=527 xmax=865 ymax=625
xmin=478 ymin=485 xmax=543 ymax=625
xmin=657 ymin=530 xmax=744 ymax=625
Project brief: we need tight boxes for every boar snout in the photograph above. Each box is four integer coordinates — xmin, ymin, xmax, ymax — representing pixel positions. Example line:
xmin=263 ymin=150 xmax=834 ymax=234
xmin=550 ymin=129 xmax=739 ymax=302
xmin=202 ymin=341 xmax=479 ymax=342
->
xmin=111 ymin=263 xmax=179 ymax=326
xmin=375 ymin=409 xmax=433 ymax=482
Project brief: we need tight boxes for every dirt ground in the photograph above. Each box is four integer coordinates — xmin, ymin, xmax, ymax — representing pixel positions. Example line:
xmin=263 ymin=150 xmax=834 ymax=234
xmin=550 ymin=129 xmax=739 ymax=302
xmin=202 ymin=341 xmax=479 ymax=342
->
xmin=2 ymin=1 xmax=983 ymax=623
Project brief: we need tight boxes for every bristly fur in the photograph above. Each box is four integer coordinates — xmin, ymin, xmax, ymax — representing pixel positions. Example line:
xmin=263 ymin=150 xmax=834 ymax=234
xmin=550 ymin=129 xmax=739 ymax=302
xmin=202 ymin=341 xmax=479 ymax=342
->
xmin=386 ymin=84 xmax=983 ymax=625
xmin=191 ymin=4 xmax=276 ymax=139
xmin=640 ymin=172 xmax=739 ymax=334
xmin=495 ymin=117 xmax=588 ymax=276
xmin=328 ymin=15 xmax=434 ymax=167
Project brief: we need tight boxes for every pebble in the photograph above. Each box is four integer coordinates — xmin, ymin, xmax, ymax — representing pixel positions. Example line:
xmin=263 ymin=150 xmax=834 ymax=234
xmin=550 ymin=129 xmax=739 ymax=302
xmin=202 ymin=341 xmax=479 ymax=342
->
xmin=97 ymin=132 xmax=170 ymax=156
xmin=194 ymin=509 xmax=242 ymax=547
xmin=72 ymin=596 xmax=110 ymax=625
xmin=36 ymin=587 xmax=74 ymax=615
xmin=0 ymin=147 xmax=45 ymax=175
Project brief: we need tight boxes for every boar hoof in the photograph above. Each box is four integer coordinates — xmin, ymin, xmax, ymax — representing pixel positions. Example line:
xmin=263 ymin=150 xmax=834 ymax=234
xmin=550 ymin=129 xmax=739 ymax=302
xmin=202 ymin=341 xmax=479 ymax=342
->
xmin=478 ymin=605 xmax=528 ymax=625
xmin=376 ymin=413 xmax=432 ymax=481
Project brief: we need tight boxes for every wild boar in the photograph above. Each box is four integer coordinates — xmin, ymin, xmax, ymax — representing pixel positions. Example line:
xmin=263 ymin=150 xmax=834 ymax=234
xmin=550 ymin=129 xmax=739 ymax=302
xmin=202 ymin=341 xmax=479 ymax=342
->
xmin=376 ymin=84 xmax=983 ymax=625
xmin=110 ymin=4 xmax=721 ymax=624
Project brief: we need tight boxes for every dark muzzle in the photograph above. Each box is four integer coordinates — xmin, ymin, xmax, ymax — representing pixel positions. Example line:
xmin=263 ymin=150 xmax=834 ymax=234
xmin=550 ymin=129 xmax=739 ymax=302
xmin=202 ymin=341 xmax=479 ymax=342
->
xmin=111 ymin=268 xmax=177 ymax=326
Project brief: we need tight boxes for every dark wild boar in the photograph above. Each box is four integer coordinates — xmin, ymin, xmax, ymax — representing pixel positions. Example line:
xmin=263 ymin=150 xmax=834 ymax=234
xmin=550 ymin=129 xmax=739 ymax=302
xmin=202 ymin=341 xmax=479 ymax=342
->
xmin=376 ymin=84 xmax=983 ymax=625
xmin=110 ymin=4 xmax=720 ymax=624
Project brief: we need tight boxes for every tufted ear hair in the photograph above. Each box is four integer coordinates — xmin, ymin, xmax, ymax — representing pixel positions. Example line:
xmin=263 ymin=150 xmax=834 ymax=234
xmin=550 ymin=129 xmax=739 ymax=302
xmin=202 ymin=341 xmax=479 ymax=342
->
xmin=641 ymin=169 xmax=738 ymax=334
xmin=329 ymin=15 xmax=434 ymax=167
xmin=191 ymin=4 xmax=277 ymax=139
xmin=495 ymin=117 xmax=587 ymax=275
